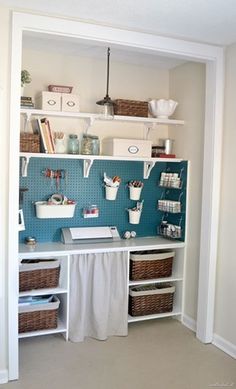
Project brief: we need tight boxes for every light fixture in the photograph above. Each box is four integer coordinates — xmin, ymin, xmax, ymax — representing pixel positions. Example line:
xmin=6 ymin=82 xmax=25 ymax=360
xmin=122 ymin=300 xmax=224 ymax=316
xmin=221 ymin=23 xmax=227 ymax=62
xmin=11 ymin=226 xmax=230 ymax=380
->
xmin=96 ymin=47 xmax=114 ymax=117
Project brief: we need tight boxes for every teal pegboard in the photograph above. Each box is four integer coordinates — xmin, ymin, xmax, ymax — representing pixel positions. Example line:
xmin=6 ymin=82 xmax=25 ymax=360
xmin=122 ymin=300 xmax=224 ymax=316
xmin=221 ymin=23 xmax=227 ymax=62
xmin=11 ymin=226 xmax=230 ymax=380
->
xmin=19 ymin=158 xmax=187 ymax=242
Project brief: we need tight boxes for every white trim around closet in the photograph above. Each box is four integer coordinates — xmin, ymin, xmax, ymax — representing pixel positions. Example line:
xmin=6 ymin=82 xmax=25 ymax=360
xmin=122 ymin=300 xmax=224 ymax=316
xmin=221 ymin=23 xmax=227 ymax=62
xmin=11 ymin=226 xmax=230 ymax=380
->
xmin=7 ymin=11 xmax=224 ymax=381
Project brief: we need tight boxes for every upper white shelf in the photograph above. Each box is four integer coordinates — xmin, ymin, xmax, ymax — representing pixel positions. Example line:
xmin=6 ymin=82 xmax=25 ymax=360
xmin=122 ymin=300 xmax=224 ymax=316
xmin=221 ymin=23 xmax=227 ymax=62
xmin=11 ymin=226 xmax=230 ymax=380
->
xmin=20 ymin=108 xmax=185 ymax=126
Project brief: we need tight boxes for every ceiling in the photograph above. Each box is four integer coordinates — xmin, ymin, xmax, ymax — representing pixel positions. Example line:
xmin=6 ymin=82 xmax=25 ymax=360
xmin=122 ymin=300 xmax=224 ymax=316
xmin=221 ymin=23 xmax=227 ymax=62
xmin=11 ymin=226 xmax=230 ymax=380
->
xmin=0 ymin=0 xmax=236 ymax=46
xmin=23 ymin=32 xmax=187 ymax=69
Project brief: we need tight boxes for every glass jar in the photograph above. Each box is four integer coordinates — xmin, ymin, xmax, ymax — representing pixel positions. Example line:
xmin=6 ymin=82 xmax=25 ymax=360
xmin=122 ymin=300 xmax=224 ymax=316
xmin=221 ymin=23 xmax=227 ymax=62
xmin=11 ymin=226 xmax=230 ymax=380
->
xmin=81 ymin=134 xmax=100 ymax=155
xmin=68 ymin=134 xmax=79 ymax=154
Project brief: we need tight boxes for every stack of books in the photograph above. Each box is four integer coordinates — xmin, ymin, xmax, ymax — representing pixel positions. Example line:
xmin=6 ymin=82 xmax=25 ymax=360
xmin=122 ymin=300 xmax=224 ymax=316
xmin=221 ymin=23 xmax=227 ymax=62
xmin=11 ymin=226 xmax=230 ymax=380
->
xmin=31 ymin=117 xmax=55 ymax=153
xmin=21 ymin=96 xmax=34 ymax=109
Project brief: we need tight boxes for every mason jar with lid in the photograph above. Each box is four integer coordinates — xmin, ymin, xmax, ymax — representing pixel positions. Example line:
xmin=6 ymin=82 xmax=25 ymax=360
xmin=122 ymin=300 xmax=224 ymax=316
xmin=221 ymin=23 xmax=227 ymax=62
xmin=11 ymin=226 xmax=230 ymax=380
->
xmin=68 ymin=134 xmax=79 ymax=154
xmin=81 ymin=134 xmax=100 ymax=155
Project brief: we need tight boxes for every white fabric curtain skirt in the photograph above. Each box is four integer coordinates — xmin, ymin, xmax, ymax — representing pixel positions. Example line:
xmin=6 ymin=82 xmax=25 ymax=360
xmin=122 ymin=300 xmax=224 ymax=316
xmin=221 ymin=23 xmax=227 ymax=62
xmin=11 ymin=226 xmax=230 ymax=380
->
xmin=69 ymin=251 xmax=128 ymax=342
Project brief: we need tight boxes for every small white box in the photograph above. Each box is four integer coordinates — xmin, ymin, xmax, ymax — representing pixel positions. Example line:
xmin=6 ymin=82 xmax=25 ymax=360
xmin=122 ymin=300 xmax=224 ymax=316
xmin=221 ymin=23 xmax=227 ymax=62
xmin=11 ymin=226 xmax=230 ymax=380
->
xmin=102 ymin=138 xmax=152 ymax=157
xmin=61 ymin=93 xmax=80 ymax=112
xmin=35 ymin=202 xmax=76 ymax=218
xmin=35 ymin=91 xmax=61 ymax=111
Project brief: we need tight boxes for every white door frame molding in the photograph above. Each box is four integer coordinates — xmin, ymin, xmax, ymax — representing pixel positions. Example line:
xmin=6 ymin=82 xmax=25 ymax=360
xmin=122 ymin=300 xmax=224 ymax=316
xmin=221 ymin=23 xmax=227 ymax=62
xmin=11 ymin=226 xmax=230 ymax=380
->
xmin=8 ymin=11 xmax=224 ymax=380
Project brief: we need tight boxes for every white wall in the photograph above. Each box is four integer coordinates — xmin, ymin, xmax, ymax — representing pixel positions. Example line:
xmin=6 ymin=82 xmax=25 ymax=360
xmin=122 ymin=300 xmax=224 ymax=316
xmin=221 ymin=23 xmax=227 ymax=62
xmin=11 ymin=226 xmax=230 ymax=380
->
xmin=0 ymin=5 xmax=11 ymax=384
xmin=214 ymin=43 xmax=236 ymax=347
xmin=169 ymin=62 xmax=206 ymax=320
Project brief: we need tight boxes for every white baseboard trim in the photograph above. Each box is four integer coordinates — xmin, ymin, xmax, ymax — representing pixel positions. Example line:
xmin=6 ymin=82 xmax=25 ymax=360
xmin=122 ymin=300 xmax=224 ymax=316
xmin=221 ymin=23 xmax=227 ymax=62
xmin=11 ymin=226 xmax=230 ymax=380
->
xmin=182 ymin=316 xmax=235 ymax=359
xmin=182 ymin=314 xmax=197 ymax=332
xmin=0 ymin=369 xmax=8 ymax=384
xmin=213 ymin=334 xmax=236 ymax=359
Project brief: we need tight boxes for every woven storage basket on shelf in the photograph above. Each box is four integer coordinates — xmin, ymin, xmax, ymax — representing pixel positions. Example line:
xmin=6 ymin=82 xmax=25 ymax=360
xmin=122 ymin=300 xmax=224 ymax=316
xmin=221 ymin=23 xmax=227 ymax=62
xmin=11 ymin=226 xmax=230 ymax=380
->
xmin=114 ymin=99 xmax=148 ymax=117
xmin=20 ymin=132 xmax=40 ymax=153
xmin=130 ymin=250 xmax=174 ymax=281
xmin=129 ymin=283 xmax=175 ymax=316
xmin=19 ymin=259 xmax=60 ymax=292
xmin=19 ymin=296 xmax=60 ymax=333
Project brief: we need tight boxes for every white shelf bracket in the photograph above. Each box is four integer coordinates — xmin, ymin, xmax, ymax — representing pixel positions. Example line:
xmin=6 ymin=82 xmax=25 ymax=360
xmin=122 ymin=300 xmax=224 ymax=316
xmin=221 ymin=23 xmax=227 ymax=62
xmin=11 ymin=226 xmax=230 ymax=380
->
xmin=143 ymin=161 xmax=155 ymax=179
xmin=23 ymin=111 xmax=32 ymax=132
xmin=85 ymin=116 xmax=96 ymax=133
xmin=144 ymin=123 xmax=154 ymax=140
xmin=83 ymin=159 xmax=94 ymax=178
xmin=21 ymin=156 xmax=30 ymax=177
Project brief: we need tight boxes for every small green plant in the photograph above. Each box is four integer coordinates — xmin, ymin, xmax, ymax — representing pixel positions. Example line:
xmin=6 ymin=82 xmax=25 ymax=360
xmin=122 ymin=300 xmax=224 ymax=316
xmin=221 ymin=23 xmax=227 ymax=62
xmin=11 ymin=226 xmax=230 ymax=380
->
xmin=21 ymin=70 xmax=31 ymax=87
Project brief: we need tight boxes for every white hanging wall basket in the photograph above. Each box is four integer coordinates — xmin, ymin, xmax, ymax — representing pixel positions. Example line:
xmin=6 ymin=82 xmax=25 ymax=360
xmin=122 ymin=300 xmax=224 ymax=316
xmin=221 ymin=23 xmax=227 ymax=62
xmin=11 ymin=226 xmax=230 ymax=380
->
xmin=35 ymin=201 xmax=76 ymax=219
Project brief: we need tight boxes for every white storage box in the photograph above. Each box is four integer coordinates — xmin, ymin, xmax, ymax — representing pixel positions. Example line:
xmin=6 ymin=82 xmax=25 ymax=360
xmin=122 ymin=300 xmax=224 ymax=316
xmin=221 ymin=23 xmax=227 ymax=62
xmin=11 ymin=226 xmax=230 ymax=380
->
xmin=102 ymin=138 xmax=152 ymax=157
xmin=35 ymin=91 xmax=61 ymax=111
xmin=61 ymin=93 xmax=80 ymax=112
xmin=35 ymin=201 xmax=76 ymax=218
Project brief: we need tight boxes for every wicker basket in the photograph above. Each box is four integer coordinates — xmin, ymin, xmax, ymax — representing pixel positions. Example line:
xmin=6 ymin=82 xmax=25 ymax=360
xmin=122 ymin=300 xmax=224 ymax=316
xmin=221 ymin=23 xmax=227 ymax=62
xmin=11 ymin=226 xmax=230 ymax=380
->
xmin=19 ymin=259 xmax=60 ymax=292
xmin=114 ymin=99 xmax=148 ymax=117
xmin=19 ymin=296 xmax=60 ymax=333
xmin=129 ymin=283 xmax=175 ymax=316
xmin=130 ymin=250 xmax=174 ymax=281
xmin=20 ymin=132 xmax=40 ymax=153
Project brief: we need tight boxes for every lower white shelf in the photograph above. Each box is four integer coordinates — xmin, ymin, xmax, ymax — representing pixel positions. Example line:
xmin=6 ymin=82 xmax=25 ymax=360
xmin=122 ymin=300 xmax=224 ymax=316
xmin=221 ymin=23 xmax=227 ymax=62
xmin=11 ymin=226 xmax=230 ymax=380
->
xmin=18 ymin=319 xmax=67 ymax=339
xmin=19 ymin=288 xmax=68 ymax=297
xmin=128 ymin=308 xmax=182 ymax=323
xmin=129 ymin=276 xmax=183 ymax=286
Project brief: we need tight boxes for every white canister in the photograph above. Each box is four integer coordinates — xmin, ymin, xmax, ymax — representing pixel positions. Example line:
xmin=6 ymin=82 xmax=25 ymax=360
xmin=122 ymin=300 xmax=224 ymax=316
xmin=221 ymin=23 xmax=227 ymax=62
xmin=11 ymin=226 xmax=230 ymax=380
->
xmin=105 ymin=186 xmax=118 ymax=200
xmin=55 ymin=138 xmax=67 ymax=154
xmin=129 ymin=186 xmax=142 ymax=201
xmin=128 ymin=210 xmax=141 ymax=224
xmin=164 ymin=139 xmax=174 ymax=155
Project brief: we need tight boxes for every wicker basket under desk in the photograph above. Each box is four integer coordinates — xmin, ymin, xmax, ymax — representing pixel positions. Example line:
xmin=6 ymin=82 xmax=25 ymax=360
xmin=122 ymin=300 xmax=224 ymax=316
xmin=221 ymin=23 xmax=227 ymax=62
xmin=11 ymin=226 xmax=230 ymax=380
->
xmin=19 ymin=259 xmax=60 ymax=292
xmin=114 ymin=99 xmax=148 ymax=117
xmin=130 ymin=250 xmax=175 ymax=281
xmin=129 ymin=283 xmax=175 ymax=316
xmin=19 ymin=296 xmax=60 ymax=333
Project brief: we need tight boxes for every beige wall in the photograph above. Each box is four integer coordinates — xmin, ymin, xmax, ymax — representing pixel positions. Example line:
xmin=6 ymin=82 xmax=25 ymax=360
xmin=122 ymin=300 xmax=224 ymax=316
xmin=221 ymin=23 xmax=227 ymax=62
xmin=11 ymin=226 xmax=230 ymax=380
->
xmin=214 ymin=43 xmax=236 ymax=345
xmin=22 ymin=48 xmax=169 ymax=145
xmin=169 ymin=62 xmax=206 ymax=320
xmin=0 ymin=5 xmax=11 ymax=378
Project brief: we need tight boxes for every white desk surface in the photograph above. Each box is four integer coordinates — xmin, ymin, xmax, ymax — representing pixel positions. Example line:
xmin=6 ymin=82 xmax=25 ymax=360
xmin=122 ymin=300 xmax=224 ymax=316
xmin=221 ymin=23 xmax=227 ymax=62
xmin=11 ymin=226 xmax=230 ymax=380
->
xmin=19 ymin=236 xmax=185 ymax=258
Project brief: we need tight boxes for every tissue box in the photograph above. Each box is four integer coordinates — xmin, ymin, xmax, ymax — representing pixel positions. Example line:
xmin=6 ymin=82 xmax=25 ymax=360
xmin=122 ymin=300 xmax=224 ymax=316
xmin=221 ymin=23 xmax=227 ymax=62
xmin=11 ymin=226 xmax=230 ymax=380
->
xmin=35 ymin=91 xmax=61 ymax=111
xmin=102 ymin=138 xmax=152 ymax=157
xmin=61 ymin=93 xmax=80 ymax=112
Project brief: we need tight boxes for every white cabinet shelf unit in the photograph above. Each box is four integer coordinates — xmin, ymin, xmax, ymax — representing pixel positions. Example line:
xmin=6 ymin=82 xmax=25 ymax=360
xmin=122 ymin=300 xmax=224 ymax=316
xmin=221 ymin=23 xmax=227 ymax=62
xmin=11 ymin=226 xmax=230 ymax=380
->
xmin=18 ymin=238 xmax=186 ymax=335
xmin=18 ymin=255 xmax=70 ymax=340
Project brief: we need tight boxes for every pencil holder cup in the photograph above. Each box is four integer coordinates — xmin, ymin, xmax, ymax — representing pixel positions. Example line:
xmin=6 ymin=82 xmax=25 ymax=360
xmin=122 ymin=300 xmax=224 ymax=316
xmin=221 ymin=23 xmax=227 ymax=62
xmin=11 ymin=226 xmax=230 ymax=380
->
xmin=128 ymin=210 xmax=141 ymax=224
xmin=55 ymin=138 xmax=66 ymax=154
xmin=105 ymin=186 xmax=118 ymax=200
xmin=129 ymin=186 xmax=142 ymax=201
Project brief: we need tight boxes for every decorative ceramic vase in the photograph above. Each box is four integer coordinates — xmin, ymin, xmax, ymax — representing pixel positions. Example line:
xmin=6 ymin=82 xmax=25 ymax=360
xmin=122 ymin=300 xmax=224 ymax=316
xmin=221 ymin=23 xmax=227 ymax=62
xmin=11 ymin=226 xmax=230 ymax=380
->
xmin=149 ymin=99 xmax=178 ymax=118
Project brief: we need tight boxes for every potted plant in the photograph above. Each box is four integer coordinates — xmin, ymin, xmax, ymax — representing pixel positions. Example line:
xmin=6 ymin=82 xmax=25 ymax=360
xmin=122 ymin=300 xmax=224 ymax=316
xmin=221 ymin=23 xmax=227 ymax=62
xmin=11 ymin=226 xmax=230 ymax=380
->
xmin=21 ymin=69 xmax=31 ymax=95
